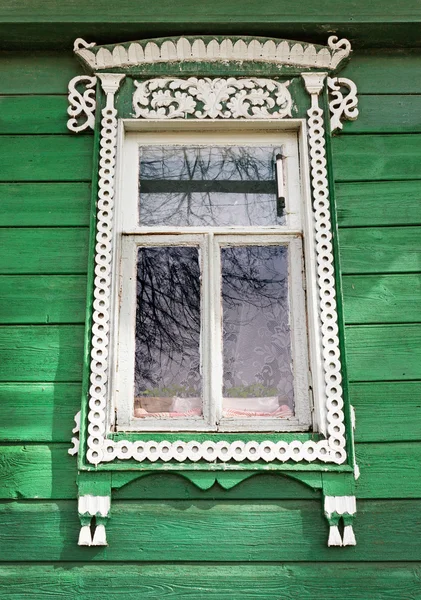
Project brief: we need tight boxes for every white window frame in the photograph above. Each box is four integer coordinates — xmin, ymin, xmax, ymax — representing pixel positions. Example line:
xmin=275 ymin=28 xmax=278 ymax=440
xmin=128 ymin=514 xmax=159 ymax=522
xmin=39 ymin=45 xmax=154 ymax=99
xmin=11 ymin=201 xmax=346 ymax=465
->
xmin=108 ymin=120 xmax=325 ymax=434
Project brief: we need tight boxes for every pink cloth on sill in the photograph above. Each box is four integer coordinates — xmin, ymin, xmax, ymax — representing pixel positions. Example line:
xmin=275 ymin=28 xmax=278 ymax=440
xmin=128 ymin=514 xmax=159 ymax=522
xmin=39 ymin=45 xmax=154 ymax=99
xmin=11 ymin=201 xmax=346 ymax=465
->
xmin=134 ymin=404 xmax=293 ymax=419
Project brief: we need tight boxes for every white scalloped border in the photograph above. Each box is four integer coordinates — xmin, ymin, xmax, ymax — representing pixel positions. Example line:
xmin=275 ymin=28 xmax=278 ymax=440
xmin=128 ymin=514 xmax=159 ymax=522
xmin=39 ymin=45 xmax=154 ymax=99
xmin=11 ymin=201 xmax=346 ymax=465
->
xmin=74 ymin=35 xmax=351 ymax=72
xmin=85 ymin=73 xmax=348 ymax=466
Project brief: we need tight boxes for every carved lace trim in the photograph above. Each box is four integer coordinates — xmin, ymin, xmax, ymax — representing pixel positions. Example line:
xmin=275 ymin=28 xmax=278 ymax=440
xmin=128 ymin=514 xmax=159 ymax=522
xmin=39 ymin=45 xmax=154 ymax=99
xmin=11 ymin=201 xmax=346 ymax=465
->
xmin=74 ymin=36 xmax=351 ymax=72
xmin=84 ymin=73 xmax=349 ymax=466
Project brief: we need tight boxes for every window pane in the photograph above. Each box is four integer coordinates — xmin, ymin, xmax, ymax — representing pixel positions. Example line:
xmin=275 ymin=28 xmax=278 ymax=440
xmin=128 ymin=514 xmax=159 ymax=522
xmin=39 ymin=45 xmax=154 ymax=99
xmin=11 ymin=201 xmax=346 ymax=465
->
xmin=138 ymin=145 xmax=285 ymax=226
xmin=134 ymin=246 xmax=202 ymax=418
xmin=221 ymin=245 xmax=294 ymax=418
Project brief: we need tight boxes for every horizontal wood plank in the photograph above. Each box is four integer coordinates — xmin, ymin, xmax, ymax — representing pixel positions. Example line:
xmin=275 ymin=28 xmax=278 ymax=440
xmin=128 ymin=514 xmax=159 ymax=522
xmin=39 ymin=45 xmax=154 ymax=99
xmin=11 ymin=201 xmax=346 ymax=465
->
xmin=0 ymin=499 xmax=420 ymax=561
xmin=0 ymin=325 xmax=84 ymax=382
xmin=332 ymin=135 xmax=421 ymax=182
xmin=1 ymin=380 xmax=418 ymax=444
xmin=0 ymin=446 xmax=319 ymax=500
xmin=0 ymin=275 xmax=87 ymax=324
xmin=0 ymin=445 xmax=77 ymax=499
xmin=345 ymin=324 xmax=421 ymax=382
xmin=336 ymin=181 xmax=421 ymax=228
xmin=1 ymin=563 xmax=420 ymax=599
xmin=0 ymin=183 xmax=91 ymax=226
xmin=3 ymin=1 xmax=421 ymax=23
xmin=342 ymin=95 xmax=421 ymax=134
xmin=339 ymin=227 xmax=421 ymax=274
xmin=341 ymin=49 xmax=421 ymax=94
xmin=350 ymin=382 xmax=421 ymax=442
xmin=0 ymin=96 xmax=72 ymax=134
xmin=342 ymin=274 xmax=421 ymax=324
xmin=0 ymin=53 xmax=80 ymax=94
xmin=0 ymin=383 xmax=81 ymax=442
xmin=0 ymin=442 xmax=420 ymax=500
xmin=355 ymin=442 xmax=421 ymax=499
xmin=0 ymin=136 xmax=92 ymax=181
xmin=0 ymin=228 xmax=89 ymax=274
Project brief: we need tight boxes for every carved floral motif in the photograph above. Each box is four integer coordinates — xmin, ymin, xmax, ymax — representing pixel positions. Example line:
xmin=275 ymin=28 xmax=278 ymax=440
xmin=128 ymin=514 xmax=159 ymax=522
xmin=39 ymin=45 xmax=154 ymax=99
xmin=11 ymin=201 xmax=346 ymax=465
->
xmin=133 ymin=77 xmax=292 ymax=120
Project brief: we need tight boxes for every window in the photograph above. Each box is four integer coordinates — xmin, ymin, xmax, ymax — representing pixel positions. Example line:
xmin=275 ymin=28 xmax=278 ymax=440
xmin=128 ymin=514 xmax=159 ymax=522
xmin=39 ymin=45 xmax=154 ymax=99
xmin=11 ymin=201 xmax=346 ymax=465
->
xmin=112 ymin=125 xmax=313 ymax=432
xmin=69 ymin=34 xmax=360 ymax=549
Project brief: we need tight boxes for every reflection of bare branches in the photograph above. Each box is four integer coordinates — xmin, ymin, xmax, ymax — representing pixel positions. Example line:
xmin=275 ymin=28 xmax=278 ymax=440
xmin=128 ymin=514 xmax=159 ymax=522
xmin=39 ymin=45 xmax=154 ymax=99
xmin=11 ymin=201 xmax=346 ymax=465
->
xmin=135 ymin=245 xmax=288 ymax=395
xmin=139 ymin=146 xmax=282 ymax=226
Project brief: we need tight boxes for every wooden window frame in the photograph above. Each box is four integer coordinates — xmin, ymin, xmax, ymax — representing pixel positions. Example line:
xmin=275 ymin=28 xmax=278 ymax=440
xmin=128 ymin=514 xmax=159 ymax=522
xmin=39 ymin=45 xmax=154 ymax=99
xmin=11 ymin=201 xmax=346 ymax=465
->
xmin=112 ymin=125 xmax=313 ymax=433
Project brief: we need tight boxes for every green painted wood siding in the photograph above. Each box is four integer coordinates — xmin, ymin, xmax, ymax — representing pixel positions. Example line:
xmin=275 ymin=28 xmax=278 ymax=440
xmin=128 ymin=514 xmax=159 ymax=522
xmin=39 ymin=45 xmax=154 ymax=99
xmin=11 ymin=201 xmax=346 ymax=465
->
xmin=0 ymin=47 xmax=420 ymax=598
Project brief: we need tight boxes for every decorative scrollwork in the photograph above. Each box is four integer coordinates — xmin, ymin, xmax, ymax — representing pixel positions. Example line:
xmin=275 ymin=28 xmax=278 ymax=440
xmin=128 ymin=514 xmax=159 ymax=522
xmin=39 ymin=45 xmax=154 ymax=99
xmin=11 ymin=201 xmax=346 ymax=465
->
xmin=328 ymin=77 xmax=359 ymax=132
xmin=133 ymin=77 xmax=292 ymax=120
xmin=67 ymin=75 xmax=97 ymax=133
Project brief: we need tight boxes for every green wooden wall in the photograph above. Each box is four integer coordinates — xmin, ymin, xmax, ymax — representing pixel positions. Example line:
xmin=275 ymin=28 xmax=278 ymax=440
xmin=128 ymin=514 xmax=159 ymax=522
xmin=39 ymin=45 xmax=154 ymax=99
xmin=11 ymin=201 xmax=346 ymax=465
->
xmin=0 ymin=45 xmax=420 ymax=598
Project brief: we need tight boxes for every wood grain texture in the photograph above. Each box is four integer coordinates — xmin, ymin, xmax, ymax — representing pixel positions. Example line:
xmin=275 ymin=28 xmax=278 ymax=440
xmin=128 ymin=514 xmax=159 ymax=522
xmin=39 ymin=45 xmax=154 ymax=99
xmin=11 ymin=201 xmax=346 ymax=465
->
xmin=0 ymin=448 xmax=320 ymax=500
xmin=336 ymin=181 xmax=421 ymax=228
xmin=0 ymin=183 xmax=90 ymax=226
xmin=332 ymin=135 xmax=421 ymax=182
xmin=345 ymin=324 xmax=421 ymax=382
xmin=342 ymin=95 xmax=421 ymax=134
xmin=0 ymin=499 xmax=420 ymax=561
xmin=341 ymin=49 xmax=421 ymax=94
xmin=0 ymin=96 xmax=71 ymax=134
xmin=339 ymin=227 xmax=421 ymax=274
xmin=0 ymin=275 xmax=87 ymax=324
xmin=350 ymin=382 xmax=421 ymax=442
xmin=3 ymin=1 xmax=421 ymax=22
xmin=0 ymin=53 xmax=80 ymax=94
xmin=2 ymin=380 xmax=417 ymax=443
xmin=0 ymin=383 xmax=81 ymax=442
xmin=0 ymin=229 xmax=88 ymax=274
xmin=0 ymin=136 xmax=92 ymax=181
xmin=0 ymin=445 xmax=77 ymax=499
xmin=355 ymin=443 xmax=421 ymax=499
xmin=0 ymin=325 xmax=84 ymax=382
xmin=342 ymin=274 xmax=421 ymax=324
xmin=0 ymin=563 xmax=420 ymax=600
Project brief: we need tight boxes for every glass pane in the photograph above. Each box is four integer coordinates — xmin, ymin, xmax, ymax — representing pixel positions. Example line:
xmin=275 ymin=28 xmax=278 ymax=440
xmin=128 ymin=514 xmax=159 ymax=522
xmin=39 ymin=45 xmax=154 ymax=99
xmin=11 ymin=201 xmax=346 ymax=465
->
xmin=138 ymin=145 xmax=285 ymax=227
xmin=134 ymin=246 xmax=202 ymax=418
xmin=221 ymin=246 xmax=294 ymax=418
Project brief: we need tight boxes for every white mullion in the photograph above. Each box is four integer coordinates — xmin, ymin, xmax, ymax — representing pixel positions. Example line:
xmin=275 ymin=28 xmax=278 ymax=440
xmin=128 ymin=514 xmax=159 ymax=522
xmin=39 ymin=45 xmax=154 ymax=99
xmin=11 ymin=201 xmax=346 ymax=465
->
xmin=208 ymin=232 xmax=223 ymax=427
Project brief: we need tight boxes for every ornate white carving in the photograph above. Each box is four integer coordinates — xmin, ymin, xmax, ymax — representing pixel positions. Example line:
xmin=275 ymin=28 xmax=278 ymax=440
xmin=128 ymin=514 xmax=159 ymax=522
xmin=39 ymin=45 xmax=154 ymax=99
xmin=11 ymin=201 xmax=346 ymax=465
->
xmin=133 ymin=77 xmax=292 ymax=120
xmin=78 ymin=495 xmax=111 ymax=517
xmin=328 ymin=77 xmax=359 ymax=132
xmin=78 ymin=495 xmax=111 ymax=546
xmin=67 ymin=75 xmax=97 ymax=132
xmin=68 ymin=410 xmax=80 ymax=456
xmin=74 ymin=36 xmax=351 ymax=71
xmin=83 ymin=73 xmax=349 ymax=467
xmin=99 ymin=439 xmax=333 ymax=464
xmin=86 ymin=73 xmax=125 ymax=466
xmin=324 ymin=495 xmax=357 ymax=547
xmin=302 ymin=72 xmax=347 ymax=465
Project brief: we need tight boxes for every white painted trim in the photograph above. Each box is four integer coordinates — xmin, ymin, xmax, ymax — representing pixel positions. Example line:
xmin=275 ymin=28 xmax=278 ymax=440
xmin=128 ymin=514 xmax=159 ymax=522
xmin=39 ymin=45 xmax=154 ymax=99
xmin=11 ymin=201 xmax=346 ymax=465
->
xmin=74 ymin=35 xmax=351 ymax=71
xmin=328 ymin=77 xmax=359 ymax=132
xmin=324 ymin=495 xmax=356 ymax=516
xmin=132 ymin=77 xmax=292 ymax=120
xmin=67 ymin=75 xmax=97 ymax=132
xmin=302 ymin=72 xmax=346 ymax=463
xmin=83 ymin=77 xmax=349 ymax=466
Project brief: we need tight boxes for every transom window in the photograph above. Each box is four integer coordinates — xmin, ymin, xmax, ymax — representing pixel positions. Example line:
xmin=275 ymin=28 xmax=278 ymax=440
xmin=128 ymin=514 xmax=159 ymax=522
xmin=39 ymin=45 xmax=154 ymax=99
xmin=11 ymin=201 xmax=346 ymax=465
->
xmin=112 ymin=126 xmax=312 ymax=432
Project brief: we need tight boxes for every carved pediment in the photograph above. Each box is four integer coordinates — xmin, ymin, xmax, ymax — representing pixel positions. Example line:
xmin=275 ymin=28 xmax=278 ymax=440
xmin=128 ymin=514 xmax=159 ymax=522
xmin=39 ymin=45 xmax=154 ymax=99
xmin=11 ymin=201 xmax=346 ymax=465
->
xmin=74 ymin=35 xmax=351 ymax=73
